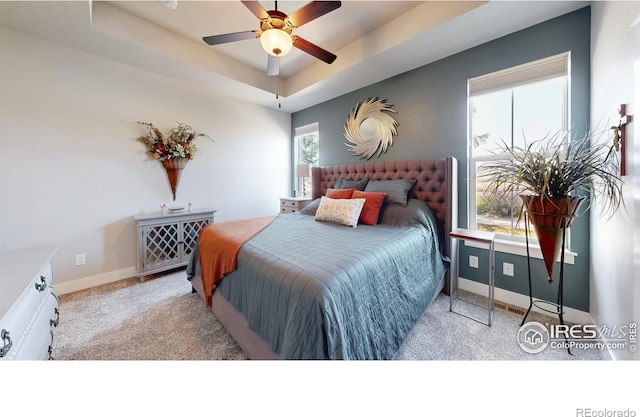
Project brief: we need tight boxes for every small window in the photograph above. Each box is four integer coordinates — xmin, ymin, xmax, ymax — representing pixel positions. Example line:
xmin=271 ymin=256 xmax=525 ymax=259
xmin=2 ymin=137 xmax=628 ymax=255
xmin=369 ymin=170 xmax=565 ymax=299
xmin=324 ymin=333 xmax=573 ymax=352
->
xmin=293 ymin=122 xmax=319 ymax=197
xmin=468 ymin=53 xmax=569 ymax=239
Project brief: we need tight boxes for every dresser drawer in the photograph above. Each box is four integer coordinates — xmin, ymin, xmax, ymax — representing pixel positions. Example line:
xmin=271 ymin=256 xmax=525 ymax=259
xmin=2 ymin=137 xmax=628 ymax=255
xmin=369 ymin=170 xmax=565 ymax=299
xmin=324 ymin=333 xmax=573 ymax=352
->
xmin=7 ymin=290 xmax=58 ymax=360
xmin=3 ymin=263 xmax=53 ymax=327
xmin=281 ymin=200 xmax=303 ymax=209
xmin=1 ymin=286 xmax=58 ymax=360
xmin=0 ymin=246 xmax=58 ymax=361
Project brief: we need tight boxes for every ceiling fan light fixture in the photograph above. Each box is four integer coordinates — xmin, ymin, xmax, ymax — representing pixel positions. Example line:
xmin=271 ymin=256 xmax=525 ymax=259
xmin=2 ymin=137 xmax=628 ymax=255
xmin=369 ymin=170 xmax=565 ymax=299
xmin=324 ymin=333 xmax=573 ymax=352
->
xmin=162 ymin=0 xmax=178 ymax=10
xmin=260 ymin=29 xmax=293 ymax=57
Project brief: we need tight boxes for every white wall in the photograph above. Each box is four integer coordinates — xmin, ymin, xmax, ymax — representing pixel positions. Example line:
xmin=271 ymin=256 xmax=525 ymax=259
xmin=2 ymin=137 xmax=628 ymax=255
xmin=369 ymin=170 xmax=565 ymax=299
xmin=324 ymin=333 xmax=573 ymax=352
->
xmin=590 ymin=1 xmax=639 ymax=360
xmin=0 ymin=27 xmax=291 ymax=293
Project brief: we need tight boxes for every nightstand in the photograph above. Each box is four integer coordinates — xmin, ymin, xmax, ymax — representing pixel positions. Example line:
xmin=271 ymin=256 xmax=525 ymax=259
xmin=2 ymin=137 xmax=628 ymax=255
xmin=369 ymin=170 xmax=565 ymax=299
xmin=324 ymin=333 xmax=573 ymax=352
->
xmin=449 ymin=228 xmax=495 ymax=326
xmin=279 ymin=197 xmax=312 ymax=214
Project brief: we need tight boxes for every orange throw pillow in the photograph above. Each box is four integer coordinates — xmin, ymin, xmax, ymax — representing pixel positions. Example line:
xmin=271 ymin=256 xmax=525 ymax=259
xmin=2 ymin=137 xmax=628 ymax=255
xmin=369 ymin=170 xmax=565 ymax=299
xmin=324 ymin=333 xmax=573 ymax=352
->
xmin=352 ymin=190 xmax=387 ymax=225
xmin=326 ymin=188 xmax=355 ymax=199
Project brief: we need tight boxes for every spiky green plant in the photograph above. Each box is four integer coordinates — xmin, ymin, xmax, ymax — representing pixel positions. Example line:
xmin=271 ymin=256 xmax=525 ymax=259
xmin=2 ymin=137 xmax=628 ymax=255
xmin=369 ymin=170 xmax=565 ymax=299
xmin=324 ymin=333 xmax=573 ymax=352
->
xmin=478 ymin=128 xmax=623 ymax=218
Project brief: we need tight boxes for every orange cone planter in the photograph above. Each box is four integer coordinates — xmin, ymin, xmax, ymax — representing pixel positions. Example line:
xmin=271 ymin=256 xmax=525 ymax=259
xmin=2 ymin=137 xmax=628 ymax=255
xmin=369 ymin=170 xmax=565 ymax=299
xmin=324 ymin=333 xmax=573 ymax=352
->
xmin=520 ymin=195 xmax=584 ymax=283
xmin=161 ymin=157 xmax=189 ymax=201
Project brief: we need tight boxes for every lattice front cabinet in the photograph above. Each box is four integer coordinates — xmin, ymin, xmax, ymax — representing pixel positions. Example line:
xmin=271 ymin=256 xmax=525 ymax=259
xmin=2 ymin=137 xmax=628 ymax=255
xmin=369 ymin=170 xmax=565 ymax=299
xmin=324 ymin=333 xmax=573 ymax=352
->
xmin=134 ymin=209 xmax=216 ymax=279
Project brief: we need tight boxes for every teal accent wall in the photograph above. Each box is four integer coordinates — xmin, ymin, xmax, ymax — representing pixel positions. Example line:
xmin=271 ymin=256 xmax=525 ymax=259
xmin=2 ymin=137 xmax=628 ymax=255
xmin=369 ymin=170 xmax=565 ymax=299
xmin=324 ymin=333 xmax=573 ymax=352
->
xmin=291 ymin=7 xmax=591 ymax=311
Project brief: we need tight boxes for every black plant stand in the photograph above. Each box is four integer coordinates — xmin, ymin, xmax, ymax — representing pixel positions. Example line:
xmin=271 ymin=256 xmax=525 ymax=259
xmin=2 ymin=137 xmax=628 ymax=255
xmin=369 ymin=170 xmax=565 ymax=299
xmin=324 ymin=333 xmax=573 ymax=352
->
xmin=520 ymin=211 xmax=572 ymax=355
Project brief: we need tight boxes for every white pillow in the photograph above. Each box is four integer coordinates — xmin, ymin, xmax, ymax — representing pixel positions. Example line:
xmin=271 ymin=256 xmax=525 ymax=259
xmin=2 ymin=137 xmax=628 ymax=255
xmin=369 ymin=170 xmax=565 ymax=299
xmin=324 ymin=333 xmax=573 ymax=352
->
xmin=314 ymin=196 xmax=366 ymax=228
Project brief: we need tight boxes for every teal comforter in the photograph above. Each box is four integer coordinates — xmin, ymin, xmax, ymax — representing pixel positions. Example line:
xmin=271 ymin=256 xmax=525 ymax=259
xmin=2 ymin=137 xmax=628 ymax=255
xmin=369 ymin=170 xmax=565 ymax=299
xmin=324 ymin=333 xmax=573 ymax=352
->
xmin=188 ymin=199 xmax=447 ymax=359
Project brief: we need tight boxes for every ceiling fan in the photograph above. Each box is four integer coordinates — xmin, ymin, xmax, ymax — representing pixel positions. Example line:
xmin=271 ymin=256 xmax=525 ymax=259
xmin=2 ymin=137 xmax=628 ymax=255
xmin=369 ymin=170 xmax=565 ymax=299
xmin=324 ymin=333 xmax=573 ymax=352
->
xmin=202 ymin=1 xmax=342 ymax=76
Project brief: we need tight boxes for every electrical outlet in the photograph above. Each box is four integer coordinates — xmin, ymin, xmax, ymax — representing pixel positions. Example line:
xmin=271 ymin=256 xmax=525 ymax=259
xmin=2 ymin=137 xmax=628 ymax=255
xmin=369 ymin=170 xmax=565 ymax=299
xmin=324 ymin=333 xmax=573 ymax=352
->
xmin=75 ymin=253 xmax=86 ymax=266
xmin=469 ymin=255 xmax=479 ymax=268
xmin=503 ymin=262 xmax=514 ymax=277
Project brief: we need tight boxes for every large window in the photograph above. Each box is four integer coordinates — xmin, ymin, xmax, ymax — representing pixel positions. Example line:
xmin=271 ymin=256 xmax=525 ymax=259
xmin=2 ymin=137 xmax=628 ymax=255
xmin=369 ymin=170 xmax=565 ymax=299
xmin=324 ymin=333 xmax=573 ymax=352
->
xmin=468 ymin=53 xmax=569 ymax=239
xmin=293 ymin=122 xmax=319 ymax=197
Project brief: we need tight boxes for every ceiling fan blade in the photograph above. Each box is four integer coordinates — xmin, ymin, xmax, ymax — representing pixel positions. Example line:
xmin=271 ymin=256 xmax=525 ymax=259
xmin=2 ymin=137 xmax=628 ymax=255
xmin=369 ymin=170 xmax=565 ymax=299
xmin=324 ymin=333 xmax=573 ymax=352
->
xmin=267 ymin=55 xmax=279 ymax=77
xmin=241 ymin=1 xmax=269 ymax=20
xmin=292 ymin=35 xmax=337 ymax=64
xmin=203 ymin=31 xmax=259 ymax=46
xmin=287 ymin=1 xmax=341 ymax=28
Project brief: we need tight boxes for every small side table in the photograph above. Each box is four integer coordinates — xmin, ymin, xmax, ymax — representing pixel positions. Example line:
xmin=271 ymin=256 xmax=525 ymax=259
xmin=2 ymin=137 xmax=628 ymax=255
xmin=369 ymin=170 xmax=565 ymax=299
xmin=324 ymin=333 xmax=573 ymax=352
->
xmin=279 ymin=197 xmax=312 ymax=214
xmin=449 ymin=228 xmax=495 ymax=326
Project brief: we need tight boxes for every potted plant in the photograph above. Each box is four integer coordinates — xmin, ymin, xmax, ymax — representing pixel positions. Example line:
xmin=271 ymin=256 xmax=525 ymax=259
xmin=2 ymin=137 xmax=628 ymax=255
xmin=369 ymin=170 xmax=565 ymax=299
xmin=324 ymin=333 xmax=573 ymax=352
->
xmin=137 ymin=121 xmax=209 ymax=201
xmin=479 ymin=128 xmax=623 ymax=282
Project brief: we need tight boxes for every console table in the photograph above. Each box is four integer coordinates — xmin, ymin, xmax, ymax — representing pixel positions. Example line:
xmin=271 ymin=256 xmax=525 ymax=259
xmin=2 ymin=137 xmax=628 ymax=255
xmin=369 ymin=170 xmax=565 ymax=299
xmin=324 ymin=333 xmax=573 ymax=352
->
xmin=134 ymin=209 xmax=215 ymax=280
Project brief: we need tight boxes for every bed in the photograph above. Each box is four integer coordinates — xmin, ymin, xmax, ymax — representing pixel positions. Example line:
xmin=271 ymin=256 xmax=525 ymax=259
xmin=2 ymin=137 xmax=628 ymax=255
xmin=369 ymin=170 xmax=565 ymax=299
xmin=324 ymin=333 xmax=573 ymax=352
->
xmin=187 ymin=157 xmax=458 ymax=359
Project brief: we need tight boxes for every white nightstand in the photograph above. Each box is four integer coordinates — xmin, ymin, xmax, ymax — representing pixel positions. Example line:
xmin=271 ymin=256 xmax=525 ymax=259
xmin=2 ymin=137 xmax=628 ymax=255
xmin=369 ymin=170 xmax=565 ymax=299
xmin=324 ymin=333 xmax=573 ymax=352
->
xmin=449 ymin=228 xmax=495 ymax=326
xmin=279 ymin=197 xmax=312 ymax=214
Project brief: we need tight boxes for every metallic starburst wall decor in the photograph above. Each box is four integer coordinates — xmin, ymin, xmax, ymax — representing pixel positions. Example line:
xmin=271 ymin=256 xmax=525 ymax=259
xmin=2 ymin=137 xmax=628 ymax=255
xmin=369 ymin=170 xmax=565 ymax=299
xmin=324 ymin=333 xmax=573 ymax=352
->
xmin=344 ymin=97 xmax=398 ymax=159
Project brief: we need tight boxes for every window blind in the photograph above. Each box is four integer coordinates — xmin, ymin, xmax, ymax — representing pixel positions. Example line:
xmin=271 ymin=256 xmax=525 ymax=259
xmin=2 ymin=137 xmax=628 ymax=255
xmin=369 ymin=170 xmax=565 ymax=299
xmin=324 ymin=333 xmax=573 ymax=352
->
xmin=468 ymin=51 xmax=569 ymax=96
xmin=294 ymin=122 xmax=319 ymax=137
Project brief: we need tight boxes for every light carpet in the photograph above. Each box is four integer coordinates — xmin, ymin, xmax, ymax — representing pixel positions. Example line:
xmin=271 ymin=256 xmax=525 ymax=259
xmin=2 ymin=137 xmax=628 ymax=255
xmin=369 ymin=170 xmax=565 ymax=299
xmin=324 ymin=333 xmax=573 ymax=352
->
xmin=51 ymin=270 xmax=604 ymax=360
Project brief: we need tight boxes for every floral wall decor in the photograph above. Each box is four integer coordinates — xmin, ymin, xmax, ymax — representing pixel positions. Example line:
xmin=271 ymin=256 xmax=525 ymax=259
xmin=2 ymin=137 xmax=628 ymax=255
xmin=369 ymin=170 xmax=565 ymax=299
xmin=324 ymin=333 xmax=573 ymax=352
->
xmin=137 ymin=121 xmax=210 ymax=200
xmin=343 ymin=97 xmax=398 ymax=159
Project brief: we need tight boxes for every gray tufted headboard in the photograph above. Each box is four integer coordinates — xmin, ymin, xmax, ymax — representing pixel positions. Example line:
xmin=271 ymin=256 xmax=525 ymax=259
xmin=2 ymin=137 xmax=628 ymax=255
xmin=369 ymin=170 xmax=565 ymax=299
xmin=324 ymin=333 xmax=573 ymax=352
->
xmin=311 ymin=157 xmax=458 ymax=293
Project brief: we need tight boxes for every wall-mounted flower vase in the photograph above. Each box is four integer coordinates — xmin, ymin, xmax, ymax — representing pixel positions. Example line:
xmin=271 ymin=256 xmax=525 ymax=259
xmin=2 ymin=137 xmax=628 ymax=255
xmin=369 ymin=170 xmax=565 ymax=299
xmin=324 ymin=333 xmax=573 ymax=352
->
xmin=136 ymin=121 xmax=211 ymax=201
xmin=161 ymin=157 xmax=189 ymax=201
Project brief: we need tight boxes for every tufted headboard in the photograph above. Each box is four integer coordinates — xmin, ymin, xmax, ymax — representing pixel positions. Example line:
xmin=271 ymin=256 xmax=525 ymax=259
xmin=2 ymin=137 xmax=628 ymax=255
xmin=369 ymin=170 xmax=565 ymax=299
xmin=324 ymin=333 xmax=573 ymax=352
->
xmin=311 ymin=157 xmax=458 ymax=293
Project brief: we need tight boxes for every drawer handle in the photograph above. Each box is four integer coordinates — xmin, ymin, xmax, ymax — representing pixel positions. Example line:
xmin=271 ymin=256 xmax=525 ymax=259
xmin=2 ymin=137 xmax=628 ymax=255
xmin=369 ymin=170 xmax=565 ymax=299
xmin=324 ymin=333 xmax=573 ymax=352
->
xmin=48 ymin=329 xmax=54 ymax=360
xmin=35 ymin=275 xmax=47 ymax=292
xmin=50 ymin=307 xmax=60 ymax=328
xmin=0 ymin=329 xmax=12 ymax=358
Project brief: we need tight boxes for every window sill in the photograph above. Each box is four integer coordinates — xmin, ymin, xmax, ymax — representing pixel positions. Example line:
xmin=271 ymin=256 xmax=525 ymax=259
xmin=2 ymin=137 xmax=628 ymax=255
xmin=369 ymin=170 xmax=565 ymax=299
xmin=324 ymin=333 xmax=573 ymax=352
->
xmin=463 ymin=237 xmax=577 ymax=264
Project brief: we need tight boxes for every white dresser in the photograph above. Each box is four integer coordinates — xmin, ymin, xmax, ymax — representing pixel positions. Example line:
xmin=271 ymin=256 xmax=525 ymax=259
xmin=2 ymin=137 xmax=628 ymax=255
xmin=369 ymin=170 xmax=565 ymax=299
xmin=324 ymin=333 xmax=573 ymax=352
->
xmin=0 ymin=246 xmax=59 ymax=360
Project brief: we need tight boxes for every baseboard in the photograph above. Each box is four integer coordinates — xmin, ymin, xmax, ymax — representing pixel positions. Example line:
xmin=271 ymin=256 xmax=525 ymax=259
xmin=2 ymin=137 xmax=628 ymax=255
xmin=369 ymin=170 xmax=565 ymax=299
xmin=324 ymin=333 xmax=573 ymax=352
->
xmin=53 ymin=266 xmax=138 ymax=296
xmin=458 ymin=277 xmax=593 ymax=325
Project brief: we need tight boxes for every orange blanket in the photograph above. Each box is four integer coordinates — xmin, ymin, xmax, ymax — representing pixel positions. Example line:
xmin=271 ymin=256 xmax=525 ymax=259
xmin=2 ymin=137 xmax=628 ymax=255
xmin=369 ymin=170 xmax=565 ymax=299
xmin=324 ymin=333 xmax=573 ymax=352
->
xmin=198 ymin=215 xmax=276 ymax=307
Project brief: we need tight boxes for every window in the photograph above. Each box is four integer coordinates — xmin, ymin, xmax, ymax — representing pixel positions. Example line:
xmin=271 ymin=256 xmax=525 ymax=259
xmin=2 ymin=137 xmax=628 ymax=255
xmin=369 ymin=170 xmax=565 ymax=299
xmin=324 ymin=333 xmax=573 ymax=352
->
xmin=468 ymin=53 xmax=569 ymax=239
xmin=293 ymin=122 xmax=319 ymax=197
